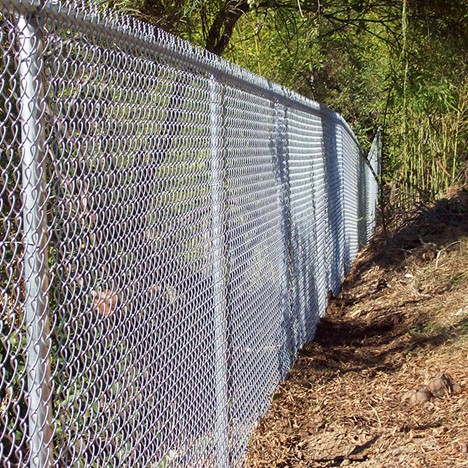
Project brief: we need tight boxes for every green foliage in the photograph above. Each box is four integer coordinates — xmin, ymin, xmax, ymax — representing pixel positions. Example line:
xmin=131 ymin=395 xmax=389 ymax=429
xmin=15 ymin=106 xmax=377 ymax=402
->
xmin=226 ymin=0 xmax=467 ymax=207
xmin=105 ymin=0 xmax=468 ymax=204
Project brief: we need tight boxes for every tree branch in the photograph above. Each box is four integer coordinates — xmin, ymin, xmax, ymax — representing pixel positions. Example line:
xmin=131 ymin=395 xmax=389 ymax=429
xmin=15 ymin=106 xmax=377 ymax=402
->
xmin=206 ymin=0 xmax=250 ymax=55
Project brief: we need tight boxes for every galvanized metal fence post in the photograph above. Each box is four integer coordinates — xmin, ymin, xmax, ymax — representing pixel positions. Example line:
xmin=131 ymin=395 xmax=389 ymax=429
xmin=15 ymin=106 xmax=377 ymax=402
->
xmin=209 ymin=74 xmax=229 ymax=468
xmin=274 ymin=101 xmax=294 ymax=367
xmin=17 ymin=12 xmax=54 ymax=467
xmin=363 ymin=128 xmax=382 ymax=242
xmin=335 ymin=125 xmax=348 ymax=274
xmin=374 ymin=128 xmax=382 ymax=232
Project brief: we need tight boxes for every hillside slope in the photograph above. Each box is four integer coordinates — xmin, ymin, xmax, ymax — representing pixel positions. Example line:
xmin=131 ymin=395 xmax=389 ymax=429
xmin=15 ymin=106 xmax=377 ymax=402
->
xmin=246 ymin=188 xmax=468 ymax=467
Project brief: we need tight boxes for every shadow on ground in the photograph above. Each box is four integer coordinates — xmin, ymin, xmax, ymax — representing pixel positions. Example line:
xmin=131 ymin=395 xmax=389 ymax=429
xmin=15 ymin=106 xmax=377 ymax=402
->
xmin=295 ymin=187 xmax=468 ymax=379
xmin=246 ymin=187 xmax=468 ymax=468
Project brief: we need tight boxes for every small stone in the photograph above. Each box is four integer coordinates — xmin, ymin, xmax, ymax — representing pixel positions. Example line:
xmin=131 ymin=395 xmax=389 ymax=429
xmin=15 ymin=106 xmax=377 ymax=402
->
xmin=402 ymin=388 xmax=432 ymax=405
xmin=401 ymin=390 xmax=415 ymax=404
xmin=407 ymin=391 xmax=418 ymax=406
xmin=415 ymin=388 xmax=432 ymax=402
xmin=427 ymin=374 xmax=454 ymax=398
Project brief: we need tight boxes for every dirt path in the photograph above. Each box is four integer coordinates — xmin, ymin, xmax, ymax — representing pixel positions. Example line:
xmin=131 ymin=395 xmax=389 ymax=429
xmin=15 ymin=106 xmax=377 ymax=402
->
xmin=246 ymin=189 xmax=468 ymax=467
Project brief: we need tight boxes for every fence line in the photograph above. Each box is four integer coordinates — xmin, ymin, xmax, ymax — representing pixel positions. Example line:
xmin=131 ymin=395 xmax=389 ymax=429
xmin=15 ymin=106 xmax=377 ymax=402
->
xmin=0 ymin=0 xmax=380 ymax=466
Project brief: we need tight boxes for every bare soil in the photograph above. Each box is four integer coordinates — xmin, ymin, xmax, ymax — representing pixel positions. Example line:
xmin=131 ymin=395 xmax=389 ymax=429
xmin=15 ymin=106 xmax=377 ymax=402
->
xmin=246 ymin=188 xmax=468 ymax=467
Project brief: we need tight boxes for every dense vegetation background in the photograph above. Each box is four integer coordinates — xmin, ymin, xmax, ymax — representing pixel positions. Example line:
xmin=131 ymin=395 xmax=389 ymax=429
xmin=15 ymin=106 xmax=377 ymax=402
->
xmin=108 ymin=0 xmax=467 ymax=212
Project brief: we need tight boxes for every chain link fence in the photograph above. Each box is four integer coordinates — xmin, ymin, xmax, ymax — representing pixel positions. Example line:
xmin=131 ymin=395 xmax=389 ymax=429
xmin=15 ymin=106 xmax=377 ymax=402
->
xmin=0 ymin=0 xmax=381 ymax=465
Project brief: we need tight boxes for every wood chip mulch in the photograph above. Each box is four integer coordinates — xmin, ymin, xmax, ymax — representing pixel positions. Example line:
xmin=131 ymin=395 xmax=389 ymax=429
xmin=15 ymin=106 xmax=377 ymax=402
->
xmin=245 ymin=188 xmax=468 ymax=467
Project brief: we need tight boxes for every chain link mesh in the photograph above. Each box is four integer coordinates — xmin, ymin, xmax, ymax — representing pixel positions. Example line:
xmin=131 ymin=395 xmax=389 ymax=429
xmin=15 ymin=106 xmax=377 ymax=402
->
xmin=0 ymin=0 xmax=381 ymax=465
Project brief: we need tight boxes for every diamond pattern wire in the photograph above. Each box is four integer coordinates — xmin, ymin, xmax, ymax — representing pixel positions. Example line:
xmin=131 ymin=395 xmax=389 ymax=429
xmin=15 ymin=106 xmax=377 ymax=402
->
xmin=0 ymin=0 xmax=380 ymax=466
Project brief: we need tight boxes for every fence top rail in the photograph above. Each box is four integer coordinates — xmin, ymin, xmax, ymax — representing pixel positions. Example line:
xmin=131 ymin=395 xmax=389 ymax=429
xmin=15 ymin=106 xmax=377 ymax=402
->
xmin=2 ymin=0 xmax=363 ymax=152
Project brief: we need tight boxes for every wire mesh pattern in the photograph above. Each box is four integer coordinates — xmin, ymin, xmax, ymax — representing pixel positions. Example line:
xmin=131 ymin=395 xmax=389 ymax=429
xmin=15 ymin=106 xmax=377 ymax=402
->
xmin=0 ymin=0 xmax=381 ymax=465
